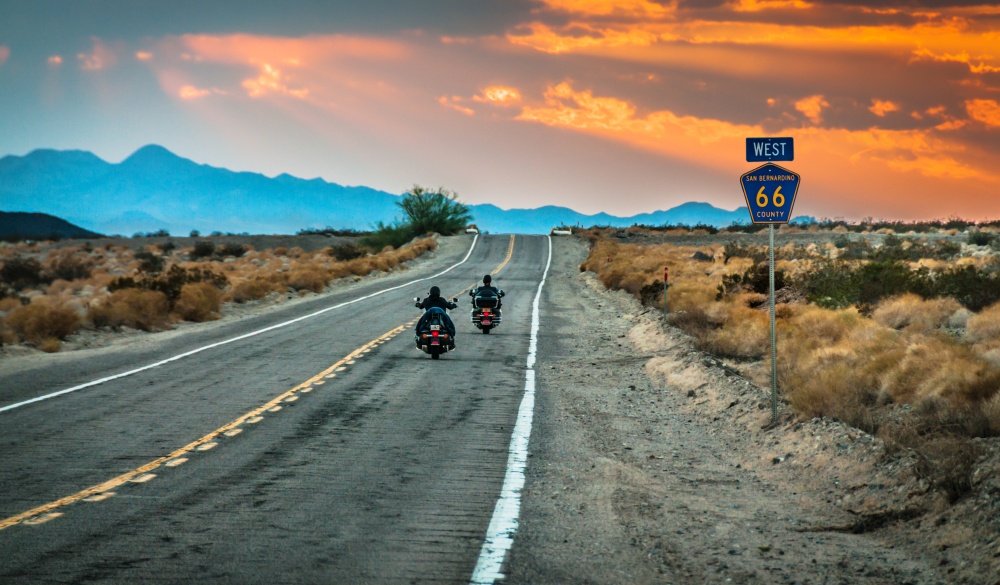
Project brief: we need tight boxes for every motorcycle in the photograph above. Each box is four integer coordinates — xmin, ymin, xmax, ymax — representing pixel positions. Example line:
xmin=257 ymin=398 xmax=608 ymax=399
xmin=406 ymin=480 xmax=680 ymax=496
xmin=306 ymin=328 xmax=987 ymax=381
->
xmin=414 ymin=297 xmax=459 ymax=359
xmin=470 ymin=288 xmax=503 ymax=334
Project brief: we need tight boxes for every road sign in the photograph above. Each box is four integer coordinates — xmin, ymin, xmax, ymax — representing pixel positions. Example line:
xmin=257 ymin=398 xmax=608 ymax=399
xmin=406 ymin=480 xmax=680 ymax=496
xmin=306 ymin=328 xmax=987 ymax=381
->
xmin=740 ymin=163 xmax=800 ymax=224
xmin=746 ymin=137 xmax=794 ymax=162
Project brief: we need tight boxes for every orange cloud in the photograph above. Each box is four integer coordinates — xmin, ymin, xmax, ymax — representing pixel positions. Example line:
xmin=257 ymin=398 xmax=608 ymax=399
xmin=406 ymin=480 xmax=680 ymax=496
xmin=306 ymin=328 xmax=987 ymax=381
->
xmin=439 ymin=96 xmax=475 ymax=116
xmin=47 ymin=55 xmax=62 ymax=66
xmin=474 ymin=86 xmax=521 ymax=106
xmin=77 ymin=37 xmax=117 ymax=71
xmin=538 ymin=0 xmax=672 ymax=18
xmin=732 ymin=0 xmax=814 ymax=12
xmin=179 ymin=85 xmax=209 ymax=100
xmin=135 ymin=51 xmax=153 ymax=61
xmin=0 ymin=46 xmax=9 ymax=66
xmin=242 ymin=62 xmax=308 ymax=99
xmin=515 ymin=83 xmax=995 ymax=185
xmin=870 ymin=99 xmax=900 ymax=117
xmin=157 ymin=34 xmax=408 ymax=103
xmin=966 ymin=99 xmax=1000 ymax=128
xmin=795 ymin=95 xmax=829 ymax=125
xmin=910 ymin=47 xmax=1000 ymax=74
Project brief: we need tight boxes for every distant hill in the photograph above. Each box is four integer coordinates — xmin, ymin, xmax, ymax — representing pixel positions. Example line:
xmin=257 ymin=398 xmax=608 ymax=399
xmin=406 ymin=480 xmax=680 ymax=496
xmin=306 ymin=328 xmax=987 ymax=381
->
xmin=0 ymin=211 xmax=103 ymax=240
xmin=0 ymin=145 xmax=775 ymax=235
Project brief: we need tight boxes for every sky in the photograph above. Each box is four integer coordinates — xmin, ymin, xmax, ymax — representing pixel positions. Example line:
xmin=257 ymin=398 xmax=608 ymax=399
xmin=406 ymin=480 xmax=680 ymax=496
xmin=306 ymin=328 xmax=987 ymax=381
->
xmin=1 ymin=0 xmax=999 ymax=222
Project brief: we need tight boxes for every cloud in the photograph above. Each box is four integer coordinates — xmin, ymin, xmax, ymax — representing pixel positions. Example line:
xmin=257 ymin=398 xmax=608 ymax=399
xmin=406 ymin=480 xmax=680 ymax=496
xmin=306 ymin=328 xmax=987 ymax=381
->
xmin=178 ymin=85 xmax=227 ymax=100
xmin=0 ymin=46 xmax=8 ymax=66
xmin=473 ymin=86 xmax=522 ymax=106
xmin=910 ymin=47 xmax=1000 ymax=74
xmin=870 ymin=99 xmax=900 ymax=117
xmin=439 ymin=96 xmax=475 ymax=116
xmin=538 ymin=0 xmax=673 ymax=18
xmin=77 ymin=37 xmax=117 ymax=71
xmin=242 ymin=62 xmax=308 ymax=99
xmin=150 ymin=34 xmax=409 ymax=103
xmin=135 ymin=51 xmax=153 ymax=61
xmin=795 ymin=95 xmax=829 ymax=125
xmin=47 ymin=55 xmax=62 ymax=66
xmin=966 ymin=99 xmax=1000 ymax=128
xmin=514 ymin=83 xmax=994 ymax=185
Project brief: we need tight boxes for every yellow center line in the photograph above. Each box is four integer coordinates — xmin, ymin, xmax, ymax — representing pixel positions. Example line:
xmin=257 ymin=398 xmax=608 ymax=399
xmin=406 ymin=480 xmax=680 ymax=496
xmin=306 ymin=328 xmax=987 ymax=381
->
xmin=0 ymin=322 xmax=409 ymax=531
xmin=1 ymin=235 xmax=518 ymax=531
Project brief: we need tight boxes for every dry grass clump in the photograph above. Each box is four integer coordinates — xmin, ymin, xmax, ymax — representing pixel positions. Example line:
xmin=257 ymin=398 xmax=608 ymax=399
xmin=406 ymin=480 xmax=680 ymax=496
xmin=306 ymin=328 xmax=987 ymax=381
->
xmin=965 ymin=301 xmax=1000 ymax=343
xmin=230 ymin=276 xmax=282 ymax=303
xmin=699 ymin=301 xmax=770 ymax=359
xmin=88 ymin=288 xmax=170 ymax=331
xmin=871 ymin=294 xmax=964 ymax=332
xmin=4 ymin=300 xmax=81 ymax=347
xmin=879 ymin=336 xmax=1000 ymax=407
xmin=286 ymin=265 xmax=330 ymax=293
xmin=173 ymin=282 xmax=222 ymax=322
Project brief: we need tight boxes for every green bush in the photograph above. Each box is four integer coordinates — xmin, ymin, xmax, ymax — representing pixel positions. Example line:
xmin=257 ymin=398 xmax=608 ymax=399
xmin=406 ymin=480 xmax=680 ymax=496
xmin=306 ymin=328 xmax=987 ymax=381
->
xmin=217 ymin=243 xmax=247 ymax=258
xmin=969 ymin=231 xmax=995 ymax=246
xmin=717 ymin=263 xmax=786 ymax=299
xmin=327 ymin=243 xmax=367 ymax=261
xmin=134 ymin=250 xmax=165 ymax=274
xmin=190 ymin=240 xmax=216 ymax=259
xmin=1 ymin=257 xmax=49 ymax=291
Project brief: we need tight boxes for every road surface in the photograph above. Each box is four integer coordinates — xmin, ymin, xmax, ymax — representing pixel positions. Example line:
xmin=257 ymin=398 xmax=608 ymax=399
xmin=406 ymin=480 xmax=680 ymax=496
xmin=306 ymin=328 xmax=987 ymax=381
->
xmin=0 ymin=234 xmax=547 ymax=584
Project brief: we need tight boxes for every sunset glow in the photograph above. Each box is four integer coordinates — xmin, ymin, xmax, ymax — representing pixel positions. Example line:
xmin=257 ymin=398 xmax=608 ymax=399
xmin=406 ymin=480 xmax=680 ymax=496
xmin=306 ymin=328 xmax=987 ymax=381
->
xmin=1 ymin=2 xmax=998 ymax=221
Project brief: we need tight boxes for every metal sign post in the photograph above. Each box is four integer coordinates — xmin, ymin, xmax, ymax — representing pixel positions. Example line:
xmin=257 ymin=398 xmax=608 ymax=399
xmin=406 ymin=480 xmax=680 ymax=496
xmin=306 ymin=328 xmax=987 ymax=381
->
xmin=662 ymin=266 xmax=668 ymax=322
xmin=742 ymin=139 xmax=799 ymax=426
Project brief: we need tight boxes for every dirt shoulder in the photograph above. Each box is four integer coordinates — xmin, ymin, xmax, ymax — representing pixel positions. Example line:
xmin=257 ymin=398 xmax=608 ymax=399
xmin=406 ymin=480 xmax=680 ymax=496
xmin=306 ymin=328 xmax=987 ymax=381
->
xmin=510 ymin=236 xmax=999 ymax=584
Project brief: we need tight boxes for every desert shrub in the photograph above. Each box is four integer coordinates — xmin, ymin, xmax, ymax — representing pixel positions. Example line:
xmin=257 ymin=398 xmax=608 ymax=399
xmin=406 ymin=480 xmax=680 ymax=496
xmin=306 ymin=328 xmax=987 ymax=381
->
xmin=931 ymin=266 xmax=1000 ymax=312
xmin=912 ymin=437 xmax=981 ymax=503
xmin=134 ymin=250 xmax=165 ymax=274
xmin=217 ymin=243 xmax=247 ymax=258
xmin=1 ymin=257 xmax=49 ymax=291
xmin=872 ymin=294 xmax=963 ymax=332
xmin=966 ymin=302 xmax=1000 ymax=343
xmin=44 ymin=253 xmax=94 ymax=281
xmin=722 ymin=242 xmax=765 ymax=264
xmin=286 ymin=266 xmax=329 ymax=293
xmin=231 ymin=277 xmax=280 ymax=303
xmin=174 ymin=282 xmax=222 ymax=322
xmin=878 ymin=337 xmax=1000 ymax=407
xmin=717 ymin=263 xmax=786 ymax=299
xmin=159 ymin=241 xmax=176 ymax=253
xmin=5 ymin=301 xmax=81 ymax=344
xmin=361 ymin=221 xmax=416 ymax=250
xmin=108 ymin=265 xmax=227 ymax=307
xmin=701 ymin=303 xmax=769 ymax=359
xmin=327 ymin=243 xmax=367 ymax=261
xmin=88 ymin=288 xmax=170 ymax=331
xmin=190 ymin=240 xmax=216 ymax=259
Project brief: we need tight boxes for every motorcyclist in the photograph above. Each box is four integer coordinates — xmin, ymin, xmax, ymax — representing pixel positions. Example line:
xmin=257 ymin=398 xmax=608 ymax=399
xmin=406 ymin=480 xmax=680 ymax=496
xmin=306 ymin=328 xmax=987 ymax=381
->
xmin=470 ymin=274 xmax=504 ymax=316
xmin=416 ymin=285 xmax=458 ymax=347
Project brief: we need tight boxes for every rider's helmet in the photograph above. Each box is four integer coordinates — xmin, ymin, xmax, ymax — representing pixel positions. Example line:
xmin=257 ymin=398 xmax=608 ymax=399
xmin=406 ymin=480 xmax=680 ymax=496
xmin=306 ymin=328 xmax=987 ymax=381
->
xmin=429 ymin=286 xmax=440 ymax=297
xmin=483 ymin=274 xmax=492 ymax=285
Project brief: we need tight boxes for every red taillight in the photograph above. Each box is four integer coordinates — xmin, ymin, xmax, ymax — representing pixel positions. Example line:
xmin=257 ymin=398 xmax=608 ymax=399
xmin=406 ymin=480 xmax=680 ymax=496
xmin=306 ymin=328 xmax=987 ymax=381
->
xmin=432 ymin=331 xmax=439 ymax=337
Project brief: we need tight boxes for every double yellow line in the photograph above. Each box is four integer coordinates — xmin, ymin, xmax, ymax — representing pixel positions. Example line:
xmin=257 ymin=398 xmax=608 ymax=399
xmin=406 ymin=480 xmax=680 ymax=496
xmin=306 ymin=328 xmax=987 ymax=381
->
xmin=1 ymin=234 xmax=518 ymax=531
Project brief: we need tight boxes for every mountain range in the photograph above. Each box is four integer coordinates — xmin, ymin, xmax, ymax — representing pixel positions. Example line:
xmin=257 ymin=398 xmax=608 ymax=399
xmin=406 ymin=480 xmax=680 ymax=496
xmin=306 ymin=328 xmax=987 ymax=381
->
xmin=0 ymin=145 xmax=763 ymax=236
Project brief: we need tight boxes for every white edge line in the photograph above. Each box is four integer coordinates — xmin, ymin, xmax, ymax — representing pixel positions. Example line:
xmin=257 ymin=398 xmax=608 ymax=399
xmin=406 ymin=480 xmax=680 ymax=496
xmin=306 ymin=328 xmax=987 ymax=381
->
xmin=470 ymin=234 xmax=551 ymax=584
xmin=0 ymin=234 xmax=480 ymax=414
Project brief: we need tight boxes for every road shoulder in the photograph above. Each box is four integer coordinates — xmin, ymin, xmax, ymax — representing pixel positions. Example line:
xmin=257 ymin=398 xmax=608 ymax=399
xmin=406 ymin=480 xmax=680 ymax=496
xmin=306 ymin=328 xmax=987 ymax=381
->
xmin=509 ymin=236 xmax=949 ymax=584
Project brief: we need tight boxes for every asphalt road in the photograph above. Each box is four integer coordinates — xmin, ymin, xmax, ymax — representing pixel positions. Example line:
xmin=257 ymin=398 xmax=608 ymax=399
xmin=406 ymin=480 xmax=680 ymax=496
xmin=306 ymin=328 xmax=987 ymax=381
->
xmin=0 ymin=234 xmax=549 ymax=584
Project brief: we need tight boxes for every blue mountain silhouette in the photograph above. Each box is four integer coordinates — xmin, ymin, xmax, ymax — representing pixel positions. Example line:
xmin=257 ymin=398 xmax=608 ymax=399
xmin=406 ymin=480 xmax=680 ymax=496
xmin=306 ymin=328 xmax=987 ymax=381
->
xmin=0 ymin=145 xmax=757 ymax=235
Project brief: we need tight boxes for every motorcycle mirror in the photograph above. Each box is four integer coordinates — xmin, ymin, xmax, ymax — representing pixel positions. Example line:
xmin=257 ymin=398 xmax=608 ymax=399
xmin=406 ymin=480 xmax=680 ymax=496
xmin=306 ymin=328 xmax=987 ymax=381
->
xmin=413 ymin=297 xmax=420 ymax=302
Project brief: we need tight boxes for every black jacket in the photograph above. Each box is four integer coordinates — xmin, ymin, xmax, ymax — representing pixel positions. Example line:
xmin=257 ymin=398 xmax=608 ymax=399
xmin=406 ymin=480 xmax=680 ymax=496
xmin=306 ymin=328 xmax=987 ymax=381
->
xmin=419 ymin=296 xmax=457 ymax=311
